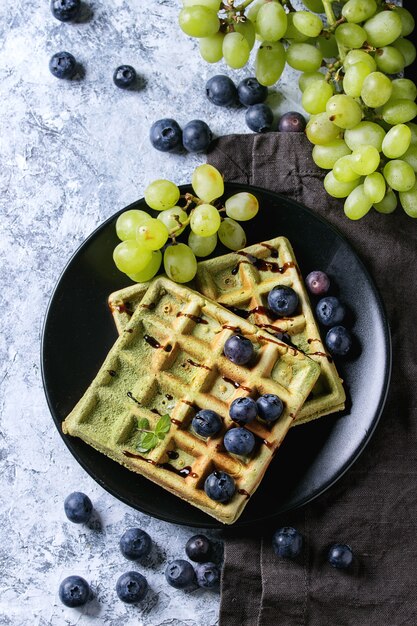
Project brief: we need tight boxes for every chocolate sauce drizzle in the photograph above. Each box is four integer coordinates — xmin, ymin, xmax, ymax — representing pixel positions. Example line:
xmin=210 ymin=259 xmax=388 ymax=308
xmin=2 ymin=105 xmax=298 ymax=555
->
xmin=238 ymin=488 xmax=250 ymax=499
xmin=186 ymin=358 xmax=212 ymax=371
xmin=225 ymin=305 xmax=275 ymax=320
xmin=232 ymin=251 xmax=296 ymax=276
xmin=309 ymin=351 xmax=333 ymax=363
xmin=109 ymin=301 xmax=134 ymax=315
xmin=260 ymin=243 xmax=278 ymax=258
xmin=127 ymin=391 xmax=141 ymax=405
xmin=222 ymin=376 xmax=253 ymax=393
xmin=141 ymin=302 xmax=156 ymax=311
xmin=166 ymin=394 xmax=173 ymax=400
xmin=144 ymin=334 xmax=172 ymax=352
xmin=123 ymin=450 xmax=197 ymax=478
xmin=177 ymin=312 xmax=208 ymax=325
xmin=167 ymin=450 xmax=179 ymax=460
xmin=108 ymin=370 xmax=116 ymax=377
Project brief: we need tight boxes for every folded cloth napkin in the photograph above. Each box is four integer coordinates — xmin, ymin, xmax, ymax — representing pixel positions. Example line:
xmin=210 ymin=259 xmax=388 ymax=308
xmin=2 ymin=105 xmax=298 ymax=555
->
xmin=207 ymin=132 xmax=417 ymax=626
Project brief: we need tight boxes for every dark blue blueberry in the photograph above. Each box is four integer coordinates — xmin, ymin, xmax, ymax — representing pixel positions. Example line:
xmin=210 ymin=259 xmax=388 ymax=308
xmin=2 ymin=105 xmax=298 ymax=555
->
xmin=272 ymin=526 xmax=303 ymax=559
xmin=229 ymin=397 xmax=257 ymax=424
xmin=256 ymin=394 xmax=284 ymax=423
xmin=316 ymin=296 xmax=346 ymax=326
xmin=185 ymin=534 xmax=212 ymax=563
xmin=223 ymin=427 xmax=255 ymax=456
xmin=149 ymin=118 xmax=182 ymax=153
xmin=325 ymin=326 xmax=352 ymax=356
xmin=49 ymin=51 xmax=77 ymax=79
xmin=245 ymin=103 xmax=274 ymax=133
xmin=165 ymin=559 xmax=195 ymax=589
xmin=237 ymin=77 xmax=268 ymax=106
xmin=192 ymin=410 xmax=222 ymax=438
xmin=195 ymin=562 xmax=220 ymax=589
xmin=278 ymin=111 xmax=307 ymax=133
xmin=182 ymin=120 xmax=213 ymax=153
xmin=204 ymin=471 xmax=235 ymax=503
xmin=50 ymin=0 xmax=81 ymax=21
xmin=224 ymin=334 xmax=254 ymax=365
xmin=328 ymin=543 xmax=353 ymax=569
xmin=119 ymin=528 xmax=152 ymax=560
xmin=268 ymin=286 xmax=299 ymax=317
xmin=205 ymin=75 xmax=238 ymax=107
xmin=64 ymin=492 xmax=92 ymax=523
xmin=59 ymin=575 xmax=90 ymax=607
xmin=113 ymin=65 xmax=137 ymax=89
xmin=305 ymin=270 xmax=330 ymax=296
xmin=116 ymin=571 xmax=148 ymax=603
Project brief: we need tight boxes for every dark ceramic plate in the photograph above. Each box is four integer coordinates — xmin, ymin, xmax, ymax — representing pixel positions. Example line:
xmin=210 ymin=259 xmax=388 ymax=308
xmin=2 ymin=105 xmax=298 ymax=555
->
xmin=41 ymin=183 xmax=391 ymax=529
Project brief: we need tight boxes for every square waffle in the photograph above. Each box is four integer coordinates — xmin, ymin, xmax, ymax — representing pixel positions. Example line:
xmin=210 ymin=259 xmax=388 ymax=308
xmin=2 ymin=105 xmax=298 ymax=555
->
xmin=64 ymin=276 xmax=320 ymax=524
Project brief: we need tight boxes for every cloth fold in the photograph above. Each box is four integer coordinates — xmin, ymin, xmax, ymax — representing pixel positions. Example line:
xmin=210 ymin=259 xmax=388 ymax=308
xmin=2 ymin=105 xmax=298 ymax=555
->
xmin=207 ymin=132 xmax=417 ymax=626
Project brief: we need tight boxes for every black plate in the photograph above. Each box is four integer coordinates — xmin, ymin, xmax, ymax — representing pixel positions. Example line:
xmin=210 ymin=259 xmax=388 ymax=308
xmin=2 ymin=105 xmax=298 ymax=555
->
xmin=41 ymin=183 xmax=391 ymax=529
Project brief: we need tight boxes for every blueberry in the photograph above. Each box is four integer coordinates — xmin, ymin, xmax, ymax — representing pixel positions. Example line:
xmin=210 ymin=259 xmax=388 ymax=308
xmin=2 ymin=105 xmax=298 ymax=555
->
xmin=58 ymin=575 xmax=90 ymax=607
xmin=316 ymin=296 xmax=346 ymax=326
xmin=325 ymin=326 xmax=352 ymax=356
xmin=229 ymin=397 xmax=257 ymax=424
xmin=119 ymin=528 xmax=152 ymax=560
xmin=192 ymin=409 xmax=222 ymax=438
xmin=256 ymin=394 xmax=284 ymax=423
xmin=64 ymin=492 xmax=92 ymax=523
xmin=224 ymin=334 xmax=254 ymax=365
xmin=49 ymin=51 xmax=77 ymax=79
xmin=328 ymin=543 xmax=353 ymax=569
xmin=204 ymin=471 xmax=235 ymax=503
xmin=278 ymin=111 xmax=307 ymax=133
xmin=185 ymin=534 xmax=212 ymax=563
xmin=116 ymin=571 xmax=148 ymax=603
xmin=305 ymin=270 xmax=330 ymax=296
xmin=149 ymin=118 xmax=182 ymax=153
xmin=267 ymin=286 xmax=299 ymax=317
xmin=272 ymin=527 xmax=303 ymax=559
xmin=245 ymin=104 xmax=274 ymax=133
xmin=182 ymin=120 xmax=213 ymax=153
xmin=50 ymin=0 xmax=81 ymax=21
xmin=113 ymin=65 xmax=137 ymax=89
xmin=206 ymin=75 xmax=238 ymax=107
xmin=165 ymin=559 xmax=195 ymax=589
xmin=223 ymin=427 xmax=255 ymax=456
xmin=237 ymin=77 xmax=268 ymax=106
xmin=195 ymin=562 xmax=220 ymax=589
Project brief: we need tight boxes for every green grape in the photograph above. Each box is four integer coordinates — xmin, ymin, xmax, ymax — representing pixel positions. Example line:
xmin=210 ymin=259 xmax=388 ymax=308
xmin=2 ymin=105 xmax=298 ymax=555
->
xmin=392 ymin=38 xmax=416 ymax=67
xmin=335 ymin=23 xmax=367 ymax=49
xmin=324 ymin=171 xmax=361 ymax=198
xmin=333 ymin=155 xmax=361 ymax=183
xmin=136 ymin=218 xmax=169 ymax=250
xmin=144 ymin=179 xmax=180 ymax=211
xmin=402 ymin=145 xmax=417 ymax=172
xmin=382 ymin=99 xmax=417 ymax=126
xmin=389 ymin=79 xmax=417 ymax=103
xmin=188 ymin=231 xmax=217 ymax=257
xmin=116 ymin=210 xmax=151 ymax=241
xmin=312 ymin=140 xmax=351 ymax=170
xmin=190 ymin=203 xmax=221 ymax=237
xmin=246 ymin=0 xmax=268 ymax=24
xmin=218 ymin=218 xmax=247 ymax=250
xmin=360 ymin=72 xmax=392 ymax=108
xmin=344 ymin=184 xmax=373 ymax=220
xmin=113 ymin=240 xmax=152 ymax=274
xmin=255 ymin=41 xmax=286 ymax=86
xmin=293 ymin=11 xmax=323 ymax=38
xmin=302 ymin=80 xmax=333 ymax=115
xmin=225 ymin=192 xmax=259 ymax=221
xmin=286 ymin=43 xmax=323 ymax=72
xmin=255 ymin=2 xmax=287 ymax=42
xmin=178 ymin=6 xmax=220 ymax=38
xmin=382 ymin=124 xmax=412 ymax=159
xmin=223 ymin=32 xmax=250 ymax=69
xmin=375 ymin=46 xmax=405 ymax=74
xmin=364 ymin=172 xmax=386 ymax=203
xmin=394 ymin=7 xmax=415 ymax=38
xmin=363 ymin=11 xmax=402 ymax=48
xmin=157 ymin=206 xmax=188 ymax=235
xmin=326 ymin=95 xmax=362 ymax=130
xmin=343 ymin=49 xmax=376 ymax=72
xmin=301 ymin=0 xmax=324 ymax=12
xmin=373 ymin=190 xmax=397 ymax=214
xmin=299 ymin=71 xmax=326 ymax=92
xmin=127 ymin=250 xmax=162 ymax=283
xmin=182 ymin=0 xmax=221 ymax=10
xmin=383 ymin=160 xmax=416 ymax=192
xmin=342 ymin=62 xmax=371 ymax=99
xmin=306 ymin=112 xmax=341 ymax=145
xmin=199 ymin=32 xmax=224 ymax=63
xmin=316 ymin=35 xmax=338 ymax=60
xmin=284 ymin=13 xmax=309 ymax=43
xmin=409 ymin=123 xmax=417 ymax=145
xmin=342 ymin=0 xmax=377 ymax=24
xmin=344 ymin=122 xmax=386 ymax=152
xmin=163 ymin=243 xmax=197 ymax=283
xmin=235 ymin=18 xmax=256 ymax=50
xmin=399 ymin=182 xmax=417 ymax=218
xmin=350 ymin=146 xmax=380 ymax=176
xmin=192 ymin=164 xmax=224 ymax=202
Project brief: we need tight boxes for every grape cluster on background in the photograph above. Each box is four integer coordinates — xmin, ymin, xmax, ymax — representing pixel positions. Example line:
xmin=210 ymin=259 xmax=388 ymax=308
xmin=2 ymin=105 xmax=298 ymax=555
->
xmin=178 ymin=0 xmax=417 ymax=219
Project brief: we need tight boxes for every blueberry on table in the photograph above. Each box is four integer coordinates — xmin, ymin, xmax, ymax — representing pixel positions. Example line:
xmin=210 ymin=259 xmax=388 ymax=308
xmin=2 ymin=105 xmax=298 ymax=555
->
xmin=192 ymin=409 xmax=222 ymax=437
xmin=165 ymin=559 xmax=196 ymax=589
xmin=116 ymin=571 xmax=148 ymax=603
xmin=119 ymin=528 xmax=152 ymax=560
xmin=206 ymin=75 xmax=238 ymax=107
xmin=204 ymin=470 xmax=235 ymax=503
xmin=50 ymin=0 xmax=81 ymax=22
xmin=245 ymin=104 xmax=274 ymax=133
xmin=224 ymin=334 xmax=254 ymax=365
xmin=182 ymin=120 xmax=213 ymax=153
xmin=272 ymin=526 xmax=303 ymax=559
xmin=256 ymin=394 xmax=284 ymax=423
xmin=149 ymin=118 xmax=182 ymax=153
xmin=237 ymin=77 xmax=268 ymax=106
xmin=64 ymin=491 xmax=92 ymax=523
xmin=59 ymin=575 xmax=90 ymax=607
xmin=223 ymin=427 xmax=255 ymax=456
xmin=278 ymin=111 xmax=307 ymax=133
xmin=113 ymin=65 xmax=137 ymax=89
xmin=195 ymin=562 xmax=221 ymax=589
xmin=229 ymin=397 xmax=257 ymax=424
xmin=316 ymin=296 xmax=346 ymax=326
xmin=305 ymin=270 xmax=330 ymax=296
xmin=49 ymin=51 xmax=77 ymax=79
xmin=267 ymin=286 xmax=299 ymax=317
xmin=325 ymin=326 xmax=352 ymax=356
xmin=185 ymin=534 xmax=212 ymax=563
xmin=328 ymin=543 xmax=353 ymax=569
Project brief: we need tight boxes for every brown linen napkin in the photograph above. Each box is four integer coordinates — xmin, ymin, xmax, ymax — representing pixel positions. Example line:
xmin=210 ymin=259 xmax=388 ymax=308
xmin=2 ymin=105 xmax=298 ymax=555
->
xmin=207 ymin=132 xmax=417 ymax=626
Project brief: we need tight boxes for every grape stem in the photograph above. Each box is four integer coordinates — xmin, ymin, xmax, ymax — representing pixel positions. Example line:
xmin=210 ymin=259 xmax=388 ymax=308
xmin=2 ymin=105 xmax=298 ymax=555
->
xmin=322 ymin=0 xmax=347 ymax=61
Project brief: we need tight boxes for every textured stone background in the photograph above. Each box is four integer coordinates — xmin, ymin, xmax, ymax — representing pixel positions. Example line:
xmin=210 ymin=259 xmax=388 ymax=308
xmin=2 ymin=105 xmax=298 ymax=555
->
xmin=0 ymin=1 xmax=305 ymax=624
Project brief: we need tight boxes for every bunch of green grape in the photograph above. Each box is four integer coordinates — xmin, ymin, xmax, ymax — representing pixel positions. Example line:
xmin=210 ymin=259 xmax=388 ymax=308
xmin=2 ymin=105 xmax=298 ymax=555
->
xmin=113 ymin=164 xmax=259 ymax=283
xmin=178 ymin=0 xmax=417 ymax=218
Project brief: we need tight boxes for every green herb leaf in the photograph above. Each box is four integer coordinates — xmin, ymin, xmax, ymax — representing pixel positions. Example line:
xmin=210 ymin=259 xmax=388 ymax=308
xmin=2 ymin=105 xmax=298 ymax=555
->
xmin=137 ymin=417 xmax=150 ymax=431
xmin=155 ymin=414 xmax=171 ymax=437
xmin=137 ymin=432 xmax=158 ymax=453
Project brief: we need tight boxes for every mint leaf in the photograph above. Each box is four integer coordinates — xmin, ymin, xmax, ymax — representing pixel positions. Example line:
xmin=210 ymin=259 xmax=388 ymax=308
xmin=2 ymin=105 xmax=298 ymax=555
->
xmin=155 ymin=414 xmax=171 ymax=438
xmin=137 ymin=417 xmax=150 ymax=431
xmin=137 ymin=432 xmax=158 ymax=453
